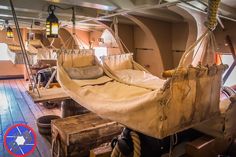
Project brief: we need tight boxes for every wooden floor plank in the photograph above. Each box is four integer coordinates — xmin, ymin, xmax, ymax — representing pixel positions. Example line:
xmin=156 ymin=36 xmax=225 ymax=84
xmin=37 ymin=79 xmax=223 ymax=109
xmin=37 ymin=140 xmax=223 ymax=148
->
xmin=0 ymin=80 xmax=14 ymax=156
xmin=0 ymin=79 xmax=62 ymax=157
xmin=0 ymin=81 xmax=4 ymax=157
xmin=21 ymin=80 xmax=62 ymax=116
xmin=7 ymin=80 xmax=41 ymax=157
xmin=3 ymin=80 xmax=25 ymax=123
xmin=16 ymin=80 xmax=44 ymax=119
xmin=37 ymin=102 xmax=59 ymax=116
xmin=0 ymin=115 xmax=4 ymax=157
xmin=18 ymin=80 xmax=61 ymax=117
xmin=11 ymin=80 xmax=51 ymax=157
xmin=4 ymin=80 xmax=38 ymax=156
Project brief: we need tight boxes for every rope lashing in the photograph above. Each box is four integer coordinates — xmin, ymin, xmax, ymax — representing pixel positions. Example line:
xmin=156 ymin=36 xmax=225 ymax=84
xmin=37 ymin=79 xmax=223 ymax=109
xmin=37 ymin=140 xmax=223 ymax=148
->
xmin=205 ymin=0 xmax=221 ymax=30
xmin=176 ymin=0 xmax=221 ymax=68
xmin=9 ymin=0 xmax=41 ymax=97
xmin=112 ymin=16 xmax=119 ymax=39
xmin=110 ymin=16 xmax=131 ymax=54
xmin=111 ymin=130 xmax=141 ymax=157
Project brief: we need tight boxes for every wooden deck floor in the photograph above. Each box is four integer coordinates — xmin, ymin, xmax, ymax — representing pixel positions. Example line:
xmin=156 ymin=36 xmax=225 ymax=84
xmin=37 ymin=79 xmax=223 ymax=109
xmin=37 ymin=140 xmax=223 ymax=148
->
xmin=0 ymin=79 xmax=61 ymax=157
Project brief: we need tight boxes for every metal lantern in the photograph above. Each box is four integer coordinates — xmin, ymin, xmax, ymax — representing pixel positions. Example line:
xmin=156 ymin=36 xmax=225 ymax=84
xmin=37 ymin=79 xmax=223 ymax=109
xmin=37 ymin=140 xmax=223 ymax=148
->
xmin=6 ymin=26 xmax=14 ymax=38
xmin=46 ymin=6 xmax=59 ymax=38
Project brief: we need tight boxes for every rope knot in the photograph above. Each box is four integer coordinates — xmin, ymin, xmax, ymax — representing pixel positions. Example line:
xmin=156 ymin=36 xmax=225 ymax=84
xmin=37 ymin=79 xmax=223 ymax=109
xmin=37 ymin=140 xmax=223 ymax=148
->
xmin=111 ymin=128 xmax=141 ymax=157
xmin=205 ymin=0 xmax=221 ymax=31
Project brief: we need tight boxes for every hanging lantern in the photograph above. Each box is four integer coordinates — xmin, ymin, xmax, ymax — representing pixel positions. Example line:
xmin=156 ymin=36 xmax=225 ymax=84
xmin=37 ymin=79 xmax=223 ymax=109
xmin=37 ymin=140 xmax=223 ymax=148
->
xmin=46 ymin=5 xmax=59 ymax=38
xmin=6 ymin=26 xmax=14 ymax=38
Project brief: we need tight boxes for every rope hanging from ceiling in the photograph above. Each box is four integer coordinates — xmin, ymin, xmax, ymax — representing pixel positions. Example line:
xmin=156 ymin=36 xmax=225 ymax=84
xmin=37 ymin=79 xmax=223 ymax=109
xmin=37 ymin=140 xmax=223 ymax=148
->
xmin=177 ymin=0 xmax=221 ymax=69
xmin=206 ymin=0 xmax=221 ymax=30
xmin=9 ymin=0 xmax=41 ymax=97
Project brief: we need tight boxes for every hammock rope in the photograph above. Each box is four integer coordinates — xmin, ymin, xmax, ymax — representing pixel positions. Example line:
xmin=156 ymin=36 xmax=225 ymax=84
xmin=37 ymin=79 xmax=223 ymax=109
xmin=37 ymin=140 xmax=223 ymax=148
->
xmin=177 ymin=0 xmax=221 ymax=69
xmin=205 ymin=0 xmax=221 ymax=30
xmin=110 ymin=16 xmax=132 ymax=54
xmin=9 ymin=0 xmax=40 ymax=97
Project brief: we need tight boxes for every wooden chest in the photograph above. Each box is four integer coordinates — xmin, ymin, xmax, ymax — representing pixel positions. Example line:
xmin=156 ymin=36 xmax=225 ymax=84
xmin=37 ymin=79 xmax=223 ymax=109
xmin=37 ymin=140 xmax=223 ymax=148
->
xmin=51 ymin=113 xmax=122 ymax=157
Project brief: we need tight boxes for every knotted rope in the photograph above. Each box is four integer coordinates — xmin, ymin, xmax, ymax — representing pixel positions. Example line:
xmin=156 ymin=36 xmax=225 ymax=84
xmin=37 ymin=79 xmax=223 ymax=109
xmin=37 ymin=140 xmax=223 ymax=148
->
xmin=110 ymin=16 xmax=131 ymax=54
xmin=205 ymin=0 xmax=221 ymax=30
xmin=177 ymin=0 xmax=221 ymax=68
xmin=111 ymin=131 xmax=141 ymax=157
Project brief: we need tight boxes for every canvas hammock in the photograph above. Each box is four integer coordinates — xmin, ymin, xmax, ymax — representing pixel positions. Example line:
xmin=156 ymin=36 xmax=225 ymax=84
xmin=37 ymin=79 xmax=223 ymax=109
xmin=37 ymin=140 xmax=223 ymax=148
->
xmin=7 ymin=44 xmax=35 ymax=64
xmin=6 ymin=40 xmax=55 ymax=65
xmin=26 ymin=39 xmax=57 ymax=60
xmin=57 ymin=49 xmax=227 ymax=139
xmin=57 ymin=0 xmax=228 ymax=139
xmin=101 ymin=53 xmax=165 ymax=90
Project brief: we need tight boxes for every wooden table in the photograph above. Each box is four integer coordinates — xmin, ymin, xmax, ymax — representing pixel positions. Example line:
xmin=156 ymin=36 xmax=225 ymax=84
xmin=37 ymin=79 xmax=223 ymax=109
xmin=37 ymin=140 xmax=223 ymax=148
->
xmin=27 ymin=88 xmax=88 ymax=117
xmin=26 ymin=88 xmax=70 ymax=103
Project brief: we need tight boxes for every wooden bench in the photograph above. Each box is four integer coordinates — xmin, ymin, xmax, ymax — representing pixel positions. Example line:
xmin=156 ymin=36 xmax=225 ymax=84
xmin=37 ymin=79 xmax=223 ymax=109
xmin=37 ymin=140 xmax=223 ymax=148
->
xmin=27 ymin=88 xmax=69 ymax=103
xmin=27 ymin=88 xmax=88 ymax=117
xmin=51 ymin=113 xmax=122 ymax=157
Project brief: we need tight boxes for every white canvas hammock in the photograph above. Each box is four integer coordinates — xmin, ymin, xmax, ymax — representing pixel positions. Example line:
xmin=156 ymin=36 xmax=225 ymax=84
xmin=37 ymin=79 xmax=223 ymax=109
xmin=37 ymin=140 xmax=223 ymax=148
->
xmin=7 ymin=44 xmax=35 ymax=64
xmin=57 ymin=0 xmax=228 ymax=139
xmin=101 ymin=53 xmax=165 ymax=90
xmin=57 ymin=47 xmax=227 ymax=139
xmin=26 ymin=39 xmax=57 ymax=60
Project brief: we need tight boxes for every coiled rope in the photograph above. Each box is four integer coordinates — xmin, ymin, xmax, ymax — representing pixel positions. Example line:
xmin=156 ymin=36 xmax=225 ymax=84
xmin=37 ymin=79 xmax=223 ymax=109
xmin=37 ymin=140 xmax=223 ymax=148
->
xmin=205 ymin=0 xmax=221 ymax=30
xmin=111 ymin=131 xmax=141 ymax=157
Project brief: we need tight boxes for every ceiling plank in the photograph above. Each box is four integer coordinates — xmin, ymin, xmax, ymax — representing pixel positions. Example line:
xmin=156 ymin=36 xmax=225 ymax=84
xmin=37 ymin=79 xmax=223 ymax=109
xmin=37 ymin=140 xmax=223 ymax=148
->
xmin=130 ymin=9 xmax=184 ymax=22
xmin=44 ymin=0 xmax=118 ymax=11
xmin=0 ymin=0 xmax=99 ymax=21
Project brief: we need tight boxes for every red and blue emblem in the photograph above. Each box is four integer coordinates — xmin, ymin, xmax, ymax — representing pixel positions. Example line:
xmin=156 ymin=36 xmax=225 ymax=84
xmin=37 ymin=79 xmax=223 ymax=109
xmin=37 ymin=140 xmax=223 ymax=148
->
xmin=4 ymin=124 xmax=37 ymax=157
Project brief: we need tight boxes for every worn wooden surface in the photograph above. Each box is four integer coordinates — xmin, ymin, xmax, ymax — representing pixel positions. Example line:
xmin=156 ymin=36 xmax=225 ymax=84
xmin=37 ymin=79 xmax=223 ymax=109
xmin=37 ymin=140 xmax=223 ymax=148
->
xmin=52 ymin=113 xmax=123 ymax=157
xmin=0 ymin=79 xmax=61 ymax=157
xmin=186 ymin=136 xmax=216 ymax=157
xmin=27 ymin=87 xmax=70 ymax=103
xmin=186 ymin=136 xmax=231 ymax=157
xmin=90 ymin=144 xmax=112 ymax=157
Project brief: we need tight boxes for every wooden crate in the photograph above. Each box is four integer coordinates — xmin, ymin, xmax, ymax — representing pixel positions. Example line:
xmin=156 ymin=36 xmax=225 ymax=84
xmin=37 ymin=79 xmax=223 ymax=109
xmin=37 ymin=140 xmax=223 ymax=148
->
xmin=51 ymin=113 xmax=122 ymax=157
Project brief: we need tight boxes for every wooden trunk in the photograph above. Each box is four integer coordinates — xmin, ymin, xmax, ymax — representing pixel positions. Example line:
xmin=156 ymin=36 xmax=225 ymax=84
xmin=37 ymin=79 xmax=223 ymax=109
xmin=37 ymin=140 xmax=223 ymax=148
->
xmin=51 ymin=113 xmax=122 ymax=157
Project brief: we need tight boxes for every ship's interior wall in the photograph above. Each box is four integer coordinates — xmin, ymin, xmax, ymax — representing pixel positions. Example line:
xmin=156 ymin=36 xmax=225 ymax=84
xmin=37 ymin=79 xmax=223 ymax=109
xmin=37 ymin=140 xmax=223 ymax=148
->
xmin=0 ymin=28 xmax=26 ymax=78
xmin=1 ymin=16 xmax=236 ymax=78
xmin=214 ymin=19 xmax=236 ymax=54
